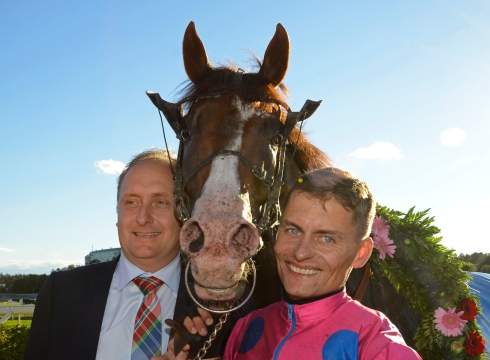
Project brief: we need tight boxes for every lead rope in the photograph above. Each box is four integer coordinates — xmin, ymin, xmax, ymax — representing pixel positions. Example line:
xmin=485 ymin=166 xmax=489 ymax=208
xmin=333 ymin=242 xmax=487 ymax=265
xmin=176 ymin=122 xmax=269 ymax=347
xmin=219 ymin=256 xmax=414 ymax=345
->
xmin=192 ymin=313 xmax=229 ymax=360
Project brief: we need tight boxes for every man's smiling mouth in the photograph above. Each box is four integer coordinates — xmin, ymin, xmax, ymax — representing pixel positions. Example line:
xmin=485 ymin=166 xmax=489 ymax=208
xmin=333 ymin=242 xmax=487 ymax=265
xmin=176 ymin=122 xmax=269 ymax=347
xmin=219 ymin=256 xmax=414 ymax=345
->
xmin=287 ymin=263 xmax=320 ymax=275
xmin=134 ymin=232 xmax=161 ymax=237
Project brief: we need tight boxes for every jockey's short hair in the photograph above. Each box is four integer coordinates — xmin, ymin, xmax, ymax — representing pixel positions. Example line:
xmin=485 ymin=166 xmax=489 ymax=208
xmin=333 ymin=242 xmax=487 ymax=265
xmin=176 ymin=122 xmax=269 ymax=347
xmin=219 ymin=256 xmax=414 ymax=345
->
xmin=116 ymin=149 xmax=176 ymax=203
xmin=284 ymin=167 xmax=375 ymax=241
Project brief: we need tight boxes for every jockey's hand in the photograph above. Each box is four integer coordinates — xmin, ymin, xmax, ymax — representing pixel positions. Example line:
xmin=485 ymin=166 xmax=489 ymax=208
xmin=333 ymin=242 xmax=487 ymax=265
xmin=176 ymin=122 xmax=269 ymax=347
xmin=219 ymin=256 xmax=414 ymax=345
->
xmin=151 ymin=339 xmax=189 ymax=360
xmin=185 ymin=306 xmax=214 ymax=336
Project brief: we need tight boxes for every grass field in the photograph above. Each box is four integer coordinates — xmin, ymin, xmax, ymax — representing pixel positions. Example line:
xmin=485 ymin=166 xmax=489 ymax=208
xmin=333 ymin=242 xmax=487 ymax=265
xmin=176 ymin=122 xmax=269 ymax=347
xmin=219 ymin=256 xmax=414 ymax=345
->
xmin=2 ymin=319 xmax=32 ymax=326
xmin=0 ymin=301 xmax=20 ymax=306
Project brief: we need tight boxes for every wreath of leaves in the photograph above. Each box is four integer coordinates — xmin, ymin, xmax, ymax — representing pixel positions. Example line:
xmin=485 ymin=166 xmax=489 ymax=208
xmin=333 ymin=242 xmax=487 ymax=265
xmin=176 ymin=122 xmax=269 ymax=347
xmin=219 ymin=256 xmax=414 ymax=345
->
xmin=369 ymin=205 xmax=487 ymax=359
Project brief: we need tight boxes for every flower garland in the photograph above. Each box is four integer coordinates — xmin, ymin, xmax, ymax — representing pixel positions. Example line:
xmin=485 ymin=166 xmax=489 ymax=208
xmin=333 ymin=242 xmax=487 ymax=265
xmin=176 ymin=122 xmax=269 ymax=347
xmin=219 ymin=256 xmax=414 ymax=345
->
xmin=369 ymin=205 xmax=487 ymax=359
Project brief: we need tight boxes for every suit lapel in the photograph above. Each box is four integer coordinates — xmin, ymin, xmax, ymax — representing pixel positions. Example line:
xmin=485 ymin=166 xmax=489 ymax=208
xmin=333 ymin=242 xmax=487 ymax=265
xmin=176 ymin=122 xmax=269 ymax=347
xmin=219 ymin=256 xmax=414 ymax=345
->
xmin=80 ymin=257 xmax=119 ymax=359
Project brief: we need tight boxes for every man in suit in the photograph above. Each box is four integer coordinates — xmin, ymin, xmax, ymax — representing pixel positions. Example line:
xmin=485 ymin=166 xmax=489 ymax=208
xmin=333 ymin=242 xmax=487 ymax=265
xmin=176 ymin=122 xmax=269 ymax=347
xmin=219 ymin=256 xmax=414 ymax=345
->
xmin=24 ymin=149 xmax=230 ymax=360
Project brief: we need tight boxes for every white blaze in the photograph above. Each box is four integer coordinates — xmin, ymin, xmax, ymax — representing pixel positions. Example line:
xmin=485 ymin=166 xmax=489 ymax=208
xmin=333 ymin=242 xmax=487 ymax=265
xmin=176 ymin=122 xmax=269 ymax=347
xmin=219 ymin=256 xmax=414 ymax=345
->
xmin=192 ymin=98 xmax=256 ymax=219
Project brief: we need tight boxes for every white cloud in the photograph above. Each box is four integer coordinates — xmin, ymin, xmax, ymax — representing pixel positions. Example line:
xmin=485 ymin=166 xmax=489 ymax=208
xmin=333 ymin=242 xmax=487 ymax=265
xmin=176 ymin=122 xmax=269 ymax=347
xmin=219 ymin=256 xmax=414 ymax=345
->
xmin=350 ymin=142 xmax=403 ymax=160
xmin=0 ymin=246 xmax=14 ymax=253
xmin=440 ymin=128 xmax=466 ymax=147
xmin=0 ymin=259 xmax=83 ymax=270
xmin=94 ymin=159 xmax=125 ymax=175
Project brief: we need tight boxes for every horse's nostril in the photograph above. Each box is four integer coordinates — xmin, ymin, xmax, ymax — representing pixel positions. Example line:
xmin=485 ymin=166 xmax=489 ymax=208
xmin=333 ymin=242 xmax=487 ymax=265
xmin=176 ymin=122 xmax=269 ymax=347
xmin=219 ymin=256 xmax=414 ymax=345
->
xmin=189 ymin=231 xmax=205 ymax=253
xmin=231 ymin=224 xmax=254 ymax=253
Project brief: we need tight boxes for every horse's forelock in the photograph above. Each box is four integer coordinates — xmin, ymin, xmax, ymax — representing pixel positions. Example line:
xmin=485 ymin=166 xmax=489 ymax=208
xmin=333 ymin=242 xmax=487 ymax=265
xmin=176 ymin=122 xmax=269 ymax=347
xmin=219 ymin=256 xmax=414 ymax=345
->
xmin=177 ymin=64 xmax=327 ymax=171
xmin=178 ymin=66 xmax=289 ymax=110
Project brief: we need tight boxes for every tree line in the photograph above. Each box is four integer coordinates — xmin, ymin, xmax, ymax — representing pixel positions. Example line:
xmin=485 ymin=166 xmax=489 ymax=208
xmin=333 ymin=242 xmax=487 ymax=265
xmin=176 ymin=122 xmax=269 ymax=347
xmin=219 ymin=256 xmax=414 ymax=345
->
xmin=0 ymin=274 xmax=48 ymax=294
xmin=0 ymin=264 xmax=83 ymax=294
xmin=458 ymin=252 xmax=490 ymax=273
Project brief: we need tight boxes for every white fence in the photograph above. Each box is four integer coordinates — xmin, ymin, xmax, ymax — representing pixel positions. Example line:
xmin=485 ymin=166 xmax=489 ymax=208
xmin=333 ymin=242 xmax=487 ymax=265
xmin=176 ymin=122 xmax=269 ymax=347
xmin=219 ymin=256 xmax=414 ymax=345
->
xmin=0 ymin=306 xmax=35 ymax=324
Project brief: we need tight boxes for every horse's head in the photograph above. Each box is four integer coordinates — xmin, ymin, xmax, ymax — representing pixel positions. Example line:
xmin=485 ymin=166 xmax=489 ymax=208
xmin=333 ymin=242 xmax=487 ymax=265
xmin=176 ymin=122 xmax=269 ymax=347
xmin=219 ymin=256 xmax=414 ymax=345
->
xmin=147 ymin=22 xmax=328 ymax=307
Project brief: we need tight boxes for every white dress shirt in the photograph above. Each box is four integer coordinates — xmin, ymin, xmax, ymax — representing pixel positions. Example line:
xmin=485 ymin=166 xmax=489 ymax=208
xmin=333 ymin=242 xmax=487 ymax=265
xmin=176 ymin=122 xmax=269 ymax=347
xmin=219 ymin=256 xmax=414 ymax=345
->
xmin=95 ymin=252 xmax=181 ymax=359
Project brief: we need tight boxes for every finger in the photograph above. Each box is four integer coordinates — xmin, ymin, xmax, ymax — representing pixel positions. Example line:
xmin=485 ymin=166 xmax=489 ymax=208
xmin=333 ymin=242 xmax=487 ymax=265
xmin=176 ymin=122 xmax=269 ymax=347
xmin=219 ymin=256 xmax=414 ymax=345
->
xmin=191 ymin=315 xmax=208 ymax=336
xmin=183 ymin=316 xmax=198 ymax=334
xmin=176 ymin=350 xmax=190 ymax=360
xmin=168 ymin=338 xmax=175 ymax=353
xmin=197 ymin=307 xmax=214 ymax=326
xmin=150 ymin=355 xmax=168 ymax=360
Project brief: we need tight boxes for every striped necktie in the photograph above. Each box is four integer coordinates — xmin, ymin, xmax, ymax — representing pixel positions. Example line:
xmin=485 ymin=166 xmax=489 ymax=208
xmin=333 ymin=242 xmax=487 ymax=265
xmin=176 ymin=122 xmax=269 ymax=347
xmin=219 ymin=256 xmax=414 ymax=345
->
xmin=131 ymin=276 xmax=164 ymax=359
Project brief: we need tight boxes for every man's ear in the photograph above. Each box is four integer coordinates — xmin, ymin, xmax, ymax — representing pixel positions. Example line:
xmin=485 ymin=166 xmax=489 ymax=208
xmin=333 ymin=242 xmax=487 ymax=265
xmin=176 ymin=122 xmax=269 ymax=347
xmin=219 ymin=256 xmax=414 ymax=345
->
xmin=352 ymin=237 xmax=373 ymax=269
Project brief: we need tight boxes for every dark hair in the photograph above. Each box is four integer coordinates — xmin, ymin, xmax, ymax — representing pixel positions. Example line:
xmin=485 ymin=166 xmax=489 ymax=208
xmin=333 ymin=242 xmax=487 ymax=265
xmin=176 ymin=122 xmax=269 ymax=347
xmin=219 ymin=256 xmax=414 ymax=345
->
xmin=116 ymin=149 xmax=176 ymax=202
xmin=284 ymin=167 xmax=375 ymax=240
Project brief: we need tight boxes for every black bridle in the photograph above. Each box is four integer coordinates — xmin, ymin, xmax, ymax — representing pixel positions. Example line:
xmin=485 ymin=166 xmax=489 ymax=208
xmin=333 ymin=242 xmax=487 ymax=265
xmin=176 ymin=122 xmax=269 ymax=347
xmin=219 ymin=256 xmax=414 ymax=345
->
xmin=146 ymin=90 xmax=321 ymax=234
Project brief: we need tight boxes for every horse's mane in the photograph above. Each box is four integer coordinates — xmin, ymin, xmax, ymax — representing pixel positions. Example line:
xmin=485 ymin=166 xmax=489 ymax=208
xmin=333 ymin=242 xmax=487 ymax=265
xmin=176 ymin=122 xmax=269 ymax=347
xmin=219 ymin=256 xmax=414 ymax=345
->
xmin=288 ymin=127 xmax=331 ymax=172
xmin=178 ymin=64 xmax=330 ymax=172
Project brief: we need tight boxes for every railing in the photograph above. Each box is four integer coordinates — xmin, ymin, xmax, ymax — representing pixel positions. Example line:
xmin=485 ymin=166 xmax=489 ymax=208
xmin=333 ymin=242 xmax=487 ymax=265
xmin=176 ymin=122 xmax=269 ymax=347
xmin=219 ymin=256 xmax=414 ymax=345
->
xmin=0 ymin=306 xmax=35 ymax=324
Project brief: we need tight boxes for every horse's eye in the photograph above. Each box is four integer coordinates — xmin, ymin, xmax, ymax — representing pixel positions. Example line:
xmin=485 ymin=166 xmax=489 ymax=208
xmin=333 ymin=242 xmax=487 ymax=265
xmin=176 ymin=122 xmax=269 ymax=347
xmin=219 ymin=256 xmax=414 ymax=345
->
xmin=271 ymin=132 xmax=284 ymax=145
xmin=180 ymin=128 xmax=191 ymax=141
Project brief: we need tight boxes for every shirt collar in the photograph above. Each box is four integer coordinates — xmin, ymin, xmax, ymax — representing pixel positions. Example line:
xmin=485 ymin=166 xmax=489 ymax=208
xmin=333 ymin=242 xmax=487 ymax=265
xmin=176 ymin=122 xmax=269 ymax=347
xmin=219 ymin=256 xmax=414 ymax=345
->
xmin=281 ymin=286 xmax=345 ymax=305
xmin=115 ymin=252 xmax=181 ymax=294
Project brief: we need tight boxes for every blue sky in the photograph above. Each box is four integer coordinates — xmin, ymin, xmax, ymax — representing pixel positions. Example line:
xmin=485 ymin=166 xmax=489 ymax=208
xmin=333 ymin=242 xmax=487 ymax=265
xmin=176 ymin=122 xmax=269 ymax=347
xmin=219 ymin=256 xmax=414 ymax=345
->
xmin=1 ymin=1 xmax=489 ymax=275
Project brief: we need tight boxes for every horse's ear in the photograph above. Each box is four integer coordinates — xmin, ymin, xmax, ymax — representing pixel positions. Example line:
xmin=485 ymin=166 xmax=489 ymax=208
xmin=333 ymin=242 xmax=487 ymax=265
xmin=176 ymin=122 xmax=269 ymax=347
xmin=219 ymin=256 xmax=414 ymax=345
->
xmin=259 ymin=23 xmax=290 ymax=87
xmin=183 ymin=21 xmax=212 ymax=84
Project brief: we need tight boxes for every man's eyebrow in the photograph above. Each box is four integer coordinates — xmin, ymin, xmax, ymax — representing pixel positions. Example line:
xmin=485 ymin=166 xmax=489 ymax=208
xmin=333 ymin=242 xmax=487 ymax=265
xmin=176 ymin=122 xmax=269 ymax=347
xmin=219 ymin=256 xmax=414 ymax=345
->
xmin=317 ymin=229 xmax=344 ymax=238
xmin=120 ymin=193 xmax=140 ymax=199
xmin=282 ymin=219 xmax=302 ymax=230
xmin=282 ymin=219 xmax=344 ymax=237
xmin=151 ymin=192 xmax=174 ymax=200
xmin=121 ymin=192 xmax=171 ymax=198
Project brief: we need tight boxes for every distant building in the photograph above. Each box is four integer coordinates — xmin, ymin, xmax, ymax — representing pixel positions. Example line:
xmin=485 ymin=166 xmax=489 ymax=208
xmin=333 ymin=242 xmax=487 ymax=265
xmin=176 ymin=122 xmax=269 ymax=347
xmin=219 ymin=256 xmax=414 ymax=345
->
xmin=85 ymin=248 xmax=121 ymax=265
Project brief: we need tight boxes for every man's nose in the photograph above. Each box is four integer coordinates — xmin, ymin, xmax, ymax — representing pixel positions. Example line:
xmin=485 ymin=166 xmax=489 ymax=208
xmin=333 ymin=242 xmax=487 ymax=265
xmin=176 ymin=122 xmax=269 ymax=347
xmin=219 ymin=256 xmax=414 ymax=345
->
xmin=293 ymin=236 xmax=314 ymax=261
xmin=136 ymin=204 xmax=153 ymax=225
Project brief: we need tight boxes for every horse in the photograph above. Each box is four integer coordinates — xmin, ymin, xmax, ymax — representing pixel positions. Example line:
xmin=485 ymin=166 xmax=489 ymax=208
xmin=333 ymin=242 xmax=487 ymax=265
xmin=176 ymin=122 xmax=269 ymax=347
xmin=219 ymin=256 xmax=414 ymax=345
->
xmin=147 ymin=21 xmax=419 ymax=347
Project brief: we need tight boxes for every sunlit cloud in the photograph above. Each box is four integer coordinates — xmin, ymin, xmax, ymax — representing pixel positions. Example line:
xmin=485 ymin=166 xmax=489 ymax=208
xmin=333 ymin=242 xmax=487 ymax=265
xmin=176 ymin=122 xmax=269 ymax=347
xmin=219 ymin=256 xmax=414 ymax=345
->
xmin=350 ymin=142 xmax=403 ymax=160
xmin=0 ymin=259 xmax=83 ymax=270
xmin=440 ymin=128 xmax=466 ymax=147
xmin=94 ymin=159 xmax=125 ymax=175
xmin=0 ymin=246 xmax=14 ymax=253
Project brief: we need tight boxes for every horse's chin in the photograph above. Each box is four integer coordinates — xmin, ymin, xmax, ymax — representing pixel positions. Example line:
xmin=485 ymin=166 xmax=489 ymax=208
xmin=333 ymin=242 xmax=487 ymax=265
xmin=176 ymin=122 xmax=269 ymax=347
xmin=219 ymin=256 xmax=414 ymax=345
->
xmin=194 ymin=280 xmax=246 ymax=302
xmin=184 ymin=259 xmax=255 ymax=311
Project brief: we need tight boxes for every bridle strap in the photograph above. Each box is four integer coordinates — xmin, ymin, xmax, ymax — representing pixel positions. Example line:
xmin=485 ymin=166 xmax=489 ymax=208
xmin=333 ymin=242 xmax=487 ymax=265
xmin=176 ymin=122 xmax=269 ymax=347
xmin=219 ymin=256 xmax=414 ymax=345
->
xmin=173 ymin=142 xmax=285 ymax=232
xmin=256 ymin=144 xmax=287 ymax=233
xmin=174 ymin=141 xmax=191 ymax=222
xmin=147 ymin=90 xmax=322 ymax=233
xmin=183 ymin=149 xmax=274 ymax=188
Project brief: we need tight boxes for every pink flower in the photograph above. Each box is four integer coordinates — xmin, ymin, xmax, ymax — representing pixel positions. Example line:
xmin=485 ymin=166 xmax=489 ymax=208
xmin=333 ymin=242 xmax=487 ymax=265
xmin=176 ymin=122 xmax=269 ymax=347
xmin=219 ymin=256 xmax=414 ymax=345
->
xmin=371 ymin=215 xmax=389 ymax=237
xmin=374 ymin=233 xmax=396 ymax=260
xmin=434 ymin=307 xmax=468 ymax=337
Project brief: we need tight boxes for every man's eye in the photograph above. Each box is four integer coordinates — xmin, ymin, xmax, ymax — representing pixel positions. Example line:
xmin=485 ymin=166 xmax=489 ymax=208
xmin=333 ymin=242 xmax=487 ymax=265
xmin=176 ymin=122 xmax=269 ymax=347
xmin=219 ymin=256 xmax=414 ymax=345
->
xmin=287 ymin=228 xmax=300 ymax=235
xmin=125 ymin=200 xmax=137 ymax=205
xmin=321 ymin=236 xmax=333 ymax=243
xmin=156 ymin=200 xmax=170 ymax=206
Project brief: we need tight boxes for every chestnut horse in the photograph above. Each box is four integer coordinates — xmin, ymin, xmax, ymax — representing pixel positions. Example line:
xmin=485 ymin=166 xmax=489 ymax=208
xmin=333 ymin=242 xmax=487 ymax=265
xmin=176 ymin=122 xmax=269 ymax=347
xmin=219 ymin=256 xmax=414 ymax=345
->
xmin=147 ymin=22 xmax=418 ymax=345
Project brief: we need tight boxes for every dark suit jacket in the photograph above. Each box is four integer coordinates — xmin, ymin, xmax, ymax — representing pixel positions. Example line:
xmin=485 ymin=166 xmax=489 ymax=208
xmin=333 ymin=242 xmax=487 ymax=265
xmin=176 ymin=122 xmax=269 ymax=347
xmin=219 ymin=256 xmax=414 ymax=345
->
xmin=23 ymin=257 xmax=243 ymax=360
